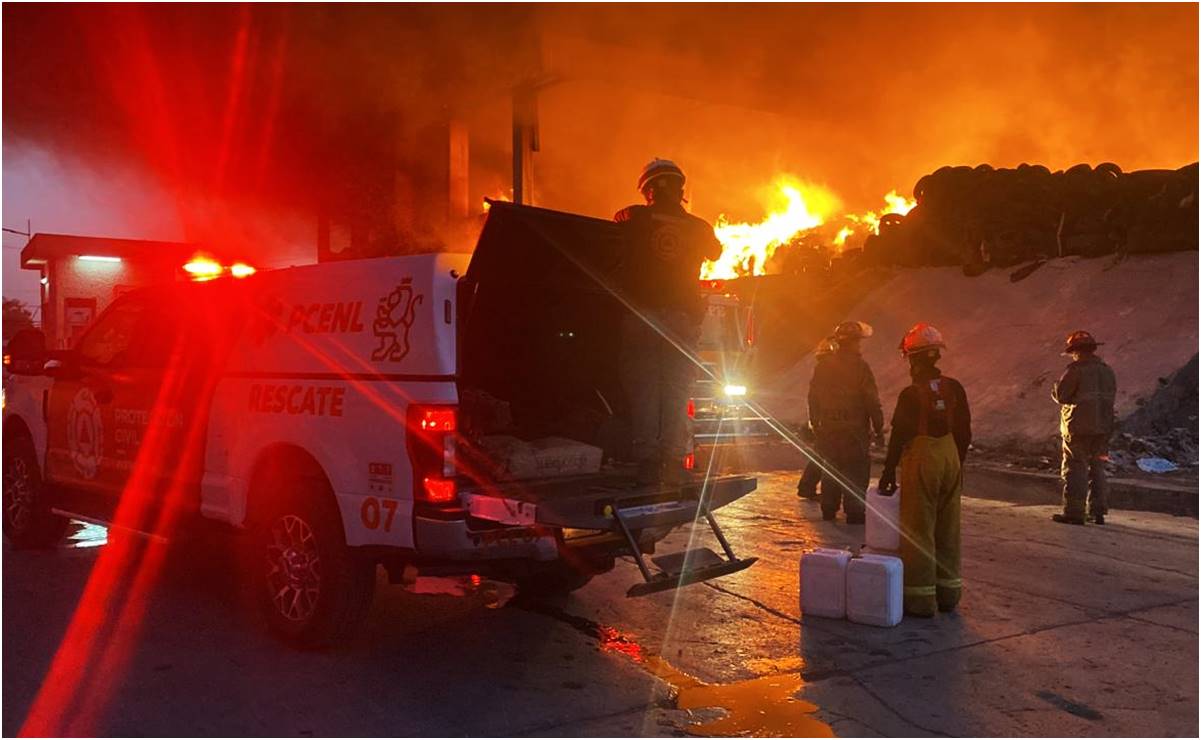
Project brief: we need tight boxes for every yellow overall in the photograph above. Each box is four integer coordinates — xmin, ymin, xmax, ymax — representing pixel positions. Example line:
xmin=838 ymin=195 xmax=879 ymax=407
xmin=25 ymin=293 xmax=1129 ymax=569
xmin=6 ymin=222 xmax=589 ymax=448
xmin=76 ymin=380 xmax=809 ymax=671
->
xmin=899 ymin=433 xmax=963 ymax=617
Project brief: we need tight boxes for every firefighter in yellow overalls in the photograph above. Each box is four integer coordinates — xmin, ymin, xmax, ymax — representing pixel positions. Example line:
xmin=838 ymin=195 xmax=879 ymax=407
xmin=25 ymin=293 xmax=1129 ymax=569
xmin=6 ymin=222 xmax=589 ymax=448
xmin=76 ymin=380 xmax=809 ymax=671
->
xmin=878 ymin=324 xmax=972 ymax=618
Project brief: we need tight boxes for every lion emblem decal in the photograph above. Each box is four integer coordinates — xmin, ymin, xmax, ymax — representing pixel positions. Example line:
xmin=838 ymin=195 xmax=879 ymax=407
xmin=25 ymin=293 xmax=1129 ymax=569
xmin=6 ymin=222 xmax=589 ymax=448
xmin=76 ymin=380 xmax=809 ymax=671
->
xmin=372 ymin=278 xmax=424 ymax=362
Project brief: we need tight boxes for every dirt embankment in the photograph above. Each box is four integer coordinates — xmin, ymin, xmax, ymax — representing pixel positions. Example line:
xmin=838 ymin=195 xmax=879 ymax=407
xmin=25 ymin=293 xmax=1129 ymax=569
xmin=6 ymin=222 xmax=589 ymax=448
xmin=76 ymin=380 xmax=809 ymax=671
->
xmin=762 ymin=252 xmax=1199 ymax=467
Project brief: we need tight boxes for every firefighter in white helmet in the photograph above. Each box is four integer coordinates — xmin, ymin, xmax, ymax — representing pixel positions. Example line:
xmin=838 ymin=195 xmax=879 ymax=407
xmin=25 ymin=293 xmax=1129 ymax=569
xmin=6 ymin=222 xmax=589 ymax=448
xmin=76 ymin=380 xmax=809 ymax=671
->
xmin=878 ymin=323 xmax=972 ymax=618
xmin=808 ymin=320 xmax=885 ymax=523
xmin=613 ymin=158 xmax=722 ymax=485
xmin=797 ymin=336 xmax=839 ymax=501
xmin=1051 ymin=330 xmax=1117 ymax=525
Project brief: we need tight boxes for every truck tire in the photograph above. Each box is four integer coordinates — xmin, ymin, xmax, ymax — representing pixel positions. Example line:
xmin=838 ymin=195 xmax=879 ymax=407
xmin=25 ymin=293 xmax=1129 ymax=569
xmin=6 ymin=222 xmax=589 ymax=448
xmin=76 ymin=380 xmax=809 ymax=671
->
xmin=2 ymin=432 xmax=67 ymax=548
xmin=252 ymin=472 xmax=375 ymax=648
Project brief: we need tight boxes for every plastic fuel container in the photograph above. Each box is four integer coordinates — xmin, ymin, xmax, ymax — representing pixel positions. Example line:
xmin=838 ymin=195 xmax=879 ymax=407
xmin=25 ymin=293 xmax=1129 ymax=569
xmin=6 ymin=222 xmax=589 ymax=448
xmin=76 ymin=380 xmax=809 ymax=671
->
xmin=800 ymin=548 xmax=852 ymax=618
xmin=846 ymin=553 xmax=904 ymax=627
xmin=866 ymin=485 xmax=901 ymax=552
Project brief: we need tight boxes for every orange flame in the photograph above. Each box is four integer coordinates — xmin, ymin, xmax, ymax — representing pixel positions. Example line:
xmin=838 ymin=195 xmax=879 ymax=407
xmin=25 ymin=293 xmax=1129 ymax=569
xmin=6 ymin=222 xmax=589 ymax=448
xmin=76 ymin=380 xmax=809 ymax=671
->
xmin=701 ymin=177 xmax=841 ymax=280
xmin=701 ymin=181 xmax=917 ymax=277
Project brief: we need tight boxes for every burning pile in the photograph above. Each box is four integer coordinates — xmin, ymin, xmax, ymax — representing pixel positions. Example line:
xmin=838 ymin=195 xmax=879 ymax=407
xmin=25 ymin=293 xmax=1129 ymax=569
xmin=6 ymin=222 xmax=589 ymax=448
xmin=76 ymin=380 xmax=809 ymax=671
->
xmin=700 ymin=178 xmax=915 ymax=280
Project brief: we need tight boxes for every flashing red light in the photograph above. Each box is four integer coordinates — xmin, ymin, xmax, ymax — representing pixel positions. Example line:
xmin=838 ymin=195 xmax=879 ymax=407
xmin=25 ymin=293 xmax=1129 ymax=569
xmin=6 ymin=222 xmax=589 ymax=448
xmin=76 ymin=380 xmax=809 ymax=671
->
xmin=418 ymin=408 xmax=457 ymax=432
xmin=422 ymin=476 xmax=457 ymax=504
xmin=683 ymin=452 xmax=696 ymax=471
xmin=686 ymin=398 xmax=696 ymax=419
xmin=183 ymin=257 xmax=223 ymax=281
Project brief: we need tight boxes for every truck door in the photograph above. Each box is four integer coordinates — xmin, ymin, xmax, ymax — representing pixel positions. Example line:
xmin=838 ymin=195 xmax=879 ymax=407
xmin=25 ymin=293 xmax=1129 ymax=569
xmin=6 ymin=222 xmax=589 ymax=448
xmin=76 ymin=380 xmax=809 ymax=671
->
xmin=45 ymin=292 xmax=186 ymax=506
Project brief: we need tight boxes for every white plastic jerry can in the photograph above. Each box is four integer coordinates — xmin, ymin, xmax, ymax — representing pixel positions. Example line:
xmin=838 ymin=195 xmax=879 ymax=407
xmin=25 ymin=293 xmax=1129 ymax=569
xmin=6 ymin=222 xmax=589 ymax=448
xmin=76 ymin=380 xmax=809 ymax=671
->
xmin=800 ymin=548 xmax=852 ymax=619
xmin=846 ymin=553 xmax=904 ymax=627
xmin=866 ymin=484 xmax=901 ymax=552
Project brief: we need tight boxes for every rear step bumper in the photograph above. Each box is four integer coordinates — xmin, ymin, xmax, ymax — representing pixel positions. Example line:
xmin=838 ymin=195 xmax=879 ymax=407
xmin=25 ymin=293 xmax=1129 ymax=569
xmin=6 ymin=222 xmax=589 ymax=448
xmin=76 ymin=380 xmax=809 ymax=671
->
xmin=460 ymin=474 xmax=757 ymax=530
xmin=460 ymin=474 xmax=760 ymax=596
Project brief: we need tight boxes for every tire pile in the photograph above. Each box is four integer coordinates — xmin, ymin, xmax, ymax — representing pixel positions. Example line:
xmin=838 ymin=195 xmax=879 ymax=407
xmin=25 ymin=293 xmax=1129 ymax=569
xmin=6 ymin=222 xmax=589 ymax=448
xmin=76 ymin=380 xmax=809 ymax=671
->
xmin=861 ymin=162 xmax=1199 ymax=270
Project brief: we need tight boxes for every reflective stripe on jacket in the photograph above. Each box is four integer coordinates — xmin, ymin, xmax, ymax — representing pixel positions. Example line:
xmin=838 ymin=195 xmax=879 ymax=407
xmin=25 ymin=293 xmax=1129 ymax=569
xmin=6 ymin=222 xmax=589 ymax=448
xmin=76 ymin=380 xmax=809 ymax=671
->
xmin=1052 ymin=355 xmax=1117 ymax=439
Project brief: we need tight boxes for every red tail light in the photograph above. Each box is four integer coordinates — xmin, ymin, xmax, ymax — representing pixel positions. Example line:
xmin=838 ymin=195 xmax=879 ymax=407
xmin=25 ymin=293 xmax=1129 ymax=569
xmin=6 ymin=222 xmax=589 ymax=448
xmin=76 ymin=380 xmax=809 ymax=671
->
xmin=683 ymin=452 xmax=695 ymax=470
xmin=686 ymin=398 xmax=696 ymax=419
xmin=407 ymin=405 xmax=458 ymax=506
xmin=422 ymin=476 xmax=457 ymax=504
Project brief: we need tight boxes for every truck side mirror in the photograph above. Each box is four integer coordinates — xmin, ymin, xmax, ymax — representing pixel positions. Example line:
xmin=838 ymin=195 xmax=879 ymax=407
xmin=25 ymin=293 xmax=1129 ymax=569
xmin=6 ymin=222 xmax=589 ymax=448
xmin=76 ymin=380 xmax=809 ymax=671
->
xmin=43 ymin=349 xmax=81 ymax=379
xmin=3 ymin=328 xmax=47 ymax=375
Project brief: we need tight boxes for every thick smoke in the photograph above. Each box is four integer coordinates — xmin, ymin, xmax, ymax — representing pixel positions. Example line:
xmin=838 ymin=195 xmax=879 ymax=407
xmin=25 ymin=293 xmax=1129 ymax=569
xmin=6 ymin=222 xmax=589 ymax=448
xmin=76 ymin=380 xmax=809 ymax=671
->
xmin=3 ymin=4 xmax=1197 ymax=262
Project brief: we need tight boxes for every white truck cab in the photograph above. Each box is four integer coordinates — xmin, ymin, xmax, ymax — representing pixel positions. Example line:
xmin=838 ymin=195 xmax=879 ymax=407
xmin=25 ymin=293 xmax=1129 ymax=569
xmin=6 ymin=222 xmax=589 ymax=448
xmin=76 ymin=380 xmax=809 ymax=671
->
xmin=2 ymin=202 xmax=757 ymax=646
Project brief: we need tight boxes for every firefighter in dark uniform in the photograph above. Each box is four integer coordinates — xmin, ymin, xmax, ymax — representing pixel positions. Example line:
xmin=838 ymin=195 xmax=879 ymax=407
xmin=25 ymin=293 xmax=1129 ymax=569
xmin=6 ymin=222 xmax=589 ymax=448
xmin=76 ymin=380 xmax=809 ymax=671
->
xmin=878 ymin=323 xmax=972 ymax=618
xmin=797 ymin=336 xmax=839 ymax=500
xmin=1051 ymin=330 xmax=1117 ymax=525
xmin=808 ymin=321 xmax=885 ymax=523
xmin=614 ymin=158 xmax=723 ymax=485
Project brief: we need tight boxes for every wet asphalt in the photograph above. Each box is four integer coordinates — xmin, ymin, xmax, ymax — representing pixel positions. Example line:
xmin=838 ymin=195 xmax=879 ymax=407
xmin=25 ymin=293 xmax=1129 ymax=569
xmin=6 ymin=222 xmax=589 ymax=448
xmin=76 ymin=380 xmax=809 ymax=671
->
xmin=3 ymin=468 xmax=1197 ymax=737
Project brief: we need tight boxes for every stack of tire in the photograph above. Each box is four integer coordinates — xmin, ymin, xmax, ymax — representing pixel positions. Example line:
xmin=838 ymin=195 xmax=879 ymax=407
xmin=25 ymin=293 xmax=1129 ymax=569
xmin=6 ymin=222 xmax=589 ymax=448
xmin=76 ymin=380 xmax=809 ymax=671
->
xmin=862 ymin=161 xmax=1199 ymax=270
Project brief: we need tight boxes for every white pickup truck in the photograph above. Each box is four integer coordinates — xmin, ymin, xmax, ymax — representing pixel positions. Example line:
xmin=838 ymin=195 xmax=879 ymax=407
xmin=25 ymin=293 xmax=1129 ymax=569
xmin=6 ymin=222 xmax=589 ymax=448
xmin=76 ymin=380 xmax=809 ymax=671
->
xmin=2 ymin=202 xmax=757 ymax=646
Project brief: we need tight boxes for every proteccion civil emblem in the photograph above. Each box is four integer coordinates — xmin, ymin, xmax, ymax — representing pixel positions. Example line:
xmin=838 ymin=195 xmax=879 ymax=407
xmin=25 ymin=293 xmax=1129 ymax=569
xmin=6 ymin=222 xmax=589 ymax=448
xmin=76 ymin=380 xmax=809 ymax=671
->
xmin=67 ymin=387 xmax=104 ymax=480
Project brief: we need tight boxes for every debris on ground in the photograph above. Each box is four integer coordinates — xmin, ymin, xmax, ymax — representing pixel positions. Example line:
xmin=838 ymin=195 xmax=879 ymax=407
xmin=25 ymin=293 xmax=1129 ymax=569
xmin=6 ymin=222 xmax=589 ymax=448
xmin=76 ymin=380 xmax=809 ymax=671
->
xmin=1136 ymin=457 xmax=1180 ymax=474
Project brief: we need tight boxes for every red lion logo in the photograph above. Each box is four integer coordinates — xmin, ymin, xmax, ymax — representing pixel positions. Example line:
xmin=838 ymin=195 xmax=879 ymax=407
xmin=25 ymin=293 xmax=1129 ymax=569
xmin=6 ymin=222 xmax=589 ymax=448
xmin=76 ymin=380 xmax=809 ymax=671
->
xmin=372 ymin=278 xmax=424 ymax=362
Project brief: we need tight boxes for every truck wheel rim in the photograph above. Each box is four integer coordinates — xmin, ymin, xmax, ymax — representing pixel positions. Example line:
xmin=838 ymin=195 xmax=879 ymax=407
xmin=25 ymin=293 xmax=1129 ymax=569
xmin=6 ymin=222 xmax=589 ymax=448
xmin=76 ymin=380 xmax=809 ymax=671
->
xmin=4 ymin=456 xmax=33 ymax=533
xmin=265 ymin=514 xmax=321 ymax=623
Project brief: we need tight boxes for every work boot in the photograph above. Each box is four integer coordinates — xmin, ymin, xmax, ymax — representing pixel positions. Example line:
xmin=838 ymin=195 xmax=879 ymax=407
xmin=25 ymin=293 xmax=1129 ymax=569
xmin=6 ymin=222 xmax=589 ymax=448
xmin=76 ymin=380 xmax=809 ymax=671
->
xmin=845 ymin=513 xmax=865 ymax=525
xmin=1051 ymin=513 xmax=1086 ymax=526
xmin=1091 ymin=513 xmax=1106 ymax=525
xmin=904 ymin=597 xmax=937 ymax=618
xmin=821 ymin=510 xmax=837 ymax=522
xmin=796 ymin=483 xmax=819 ymax=501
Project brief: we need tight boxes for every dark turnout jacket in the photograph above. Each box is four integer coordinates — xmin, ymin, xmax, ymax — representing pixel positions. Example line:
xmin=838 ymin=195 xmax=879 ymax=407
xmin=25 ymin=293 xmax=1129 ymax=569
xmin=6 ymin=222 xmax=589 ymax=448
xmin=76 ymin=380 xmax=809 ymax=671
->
xmin=884 ymin=368 xmax=972 ymax=468
xmin=613 ymin=202 xmax=722 ymax=320
xmin=1052 ymin=354 xmax=1117 ymax=439
xmin=808 ymin=349 xmax=885 ymax=438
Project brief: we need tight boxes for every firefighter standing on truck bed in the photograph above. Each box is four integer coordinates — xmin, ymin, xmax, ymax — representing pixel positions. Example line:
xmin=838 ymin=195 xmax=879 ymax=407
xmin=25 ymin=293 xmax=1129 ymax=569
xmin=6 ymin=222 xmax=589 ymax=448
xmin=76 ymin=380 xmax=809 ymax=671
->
xmin=808 ymin=321 xmax=885 ymax=523
xmin=1051 ymin=330 xmax=1117 ymax=526
xmin=878 ymin=323 xmax=972 ymax=618
xmin=798 ymin=336 xmax=839 ymax=501
xmin=614 ymin=158 xmax=723 ymax=486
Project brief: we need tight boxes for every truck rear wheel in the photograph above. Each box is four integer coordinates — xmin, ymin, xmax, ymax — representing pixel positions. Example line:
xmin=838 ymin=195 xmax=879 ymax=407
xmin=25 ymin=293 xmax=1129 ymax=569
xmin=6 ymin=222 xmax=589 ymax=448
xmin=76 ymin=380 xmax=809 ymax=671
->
xmin=3 ymin=433 xmax=66 ymax=548
xmin=252 ymin=473 xmax=375 ymax=648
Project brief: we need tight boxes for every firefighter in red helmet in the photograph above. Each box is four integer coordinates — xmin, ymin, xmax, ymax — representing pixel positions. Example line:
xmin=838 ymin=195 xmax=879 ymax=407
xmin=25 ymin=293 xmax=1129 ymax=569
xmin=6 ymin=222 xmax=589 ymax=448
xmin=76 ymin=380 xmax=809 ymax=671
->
xmin=808 ymin=320 xmax=885 ymax=523
xmin=613 ymin=159 xmax=722 ymax=485
xmin=1051 ymin=330 xmax=1117 ymax=525
xmin=879 ymin=323 xmax=972 ymax=617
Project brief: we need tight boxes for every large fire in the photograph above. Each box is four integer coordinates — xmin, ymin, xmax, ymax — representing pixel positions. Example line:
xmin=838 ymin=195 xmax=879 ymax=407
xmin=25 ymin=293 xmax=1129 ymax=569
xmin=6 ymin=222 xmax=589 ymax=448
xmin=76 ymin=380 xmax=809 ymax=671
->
xmin=700 ymin=181 xmax=916 ymax=280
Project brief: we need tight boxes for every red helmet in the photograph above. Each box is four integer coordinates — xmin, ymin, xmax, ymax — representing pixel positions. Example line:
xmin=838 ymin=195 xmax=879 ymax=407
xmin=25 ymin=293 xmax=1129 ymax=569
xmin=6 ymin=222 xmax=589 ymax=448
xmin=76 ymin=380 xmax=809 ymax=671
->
xmin=1063 ymin=330 xmax=1100 ymax=354
xmin=899 ymin=323 xmax=946 ymax=357
xmin=638 ymin=158 xmax=685 ymax=195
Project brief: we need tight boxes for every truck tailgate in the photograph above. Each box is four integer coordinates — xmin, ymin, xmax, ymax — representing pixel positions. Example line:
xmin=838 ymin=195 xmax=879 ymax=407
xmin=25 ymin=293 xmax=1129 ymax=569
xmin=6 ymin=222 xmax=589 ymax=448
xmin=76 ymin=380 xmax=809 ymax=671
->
xmin=459 ymin=474 xmax=757 ymax=530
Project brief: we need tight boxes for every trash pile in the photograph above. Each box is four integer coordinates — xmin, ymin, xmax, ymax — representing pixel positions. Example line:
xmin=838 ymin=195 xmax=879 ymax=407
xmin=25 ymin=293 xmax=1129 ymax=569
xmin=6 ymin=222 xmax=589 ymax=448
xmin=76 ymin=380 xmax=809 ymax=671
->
xmin=1110 ymin=353 xmax=1199 ymax=474
xmin=861 ymin=162 xmax=1199 ymax=269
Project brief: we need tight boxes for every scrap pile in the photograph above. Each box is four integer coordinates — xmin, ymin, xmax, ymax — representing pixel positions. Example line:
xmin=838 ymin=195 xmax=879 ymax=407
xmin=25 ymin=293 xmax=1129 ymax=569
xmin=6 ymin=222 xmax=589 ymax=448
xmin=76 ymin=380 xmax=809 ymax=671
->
xmin=862 ymin=162 xmax=1199 ymax=269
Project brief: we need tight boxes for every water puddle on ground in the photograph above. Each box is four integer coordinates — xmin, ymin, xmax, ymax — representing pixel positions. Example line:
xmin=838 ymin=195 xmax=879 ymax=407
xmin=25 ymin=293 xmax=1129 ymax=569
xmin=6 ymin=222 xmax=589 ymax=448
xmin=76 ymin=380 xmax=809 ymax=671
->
xmin=530 ymin=604 xmax=832 ymax=737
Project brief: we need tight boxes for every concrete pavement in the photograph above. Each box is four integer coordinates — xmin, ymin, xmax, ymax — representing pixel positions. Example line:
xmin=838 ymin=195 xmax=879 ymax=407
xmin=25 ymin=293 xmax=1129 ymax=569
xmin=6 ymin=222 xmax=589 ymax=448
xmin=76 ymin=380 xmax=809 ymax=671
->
xmin=3 ymin=471 xmax=1197 ymax=736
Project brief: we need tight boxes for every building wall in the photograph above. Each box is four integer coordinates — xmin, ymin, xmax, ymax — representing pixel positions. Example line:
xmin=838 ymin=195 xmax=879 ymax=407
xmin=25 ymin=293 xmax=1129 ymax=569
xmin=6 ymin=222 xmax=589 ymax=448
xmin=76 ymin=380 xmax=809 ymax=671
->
xmin=43 ymin=257 xmax=178 ymax=349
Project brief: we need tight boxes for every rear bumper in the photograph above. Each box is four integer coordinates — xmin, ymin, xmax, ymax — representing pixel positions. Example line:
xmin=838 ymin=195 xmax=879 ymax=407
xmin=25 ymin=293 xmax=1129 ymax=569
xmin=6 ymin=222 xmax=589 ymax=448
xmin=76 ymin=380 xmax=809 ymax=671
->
xmin=415 ymin=474 xmax=758 ymax=562
xmin=413 ymin=516 xmax=560 ymax=562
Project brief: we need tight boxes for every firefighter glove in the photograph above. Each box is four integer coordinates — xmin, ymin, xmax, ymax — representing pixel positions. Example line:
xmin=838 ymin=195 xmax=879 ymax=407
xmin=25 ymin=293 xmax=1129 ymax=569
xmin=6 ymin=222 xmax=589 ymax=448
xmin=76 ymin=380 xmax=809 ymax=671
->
xmin=878 ymin=466 xmax=898 ymax=495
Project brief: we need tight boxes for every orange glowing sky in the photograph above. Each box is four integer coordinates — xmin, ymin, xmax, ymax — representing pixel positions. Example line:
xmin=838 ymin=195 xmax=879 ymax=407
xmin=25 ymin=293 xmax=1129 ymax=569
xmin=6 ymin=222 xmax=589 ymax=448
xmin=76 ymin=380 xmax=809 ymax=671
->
xmin=3 ymin=3 xmax=1197 ymax=294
